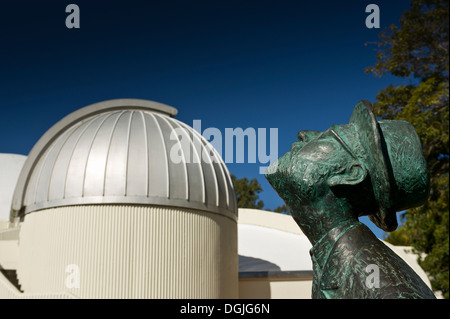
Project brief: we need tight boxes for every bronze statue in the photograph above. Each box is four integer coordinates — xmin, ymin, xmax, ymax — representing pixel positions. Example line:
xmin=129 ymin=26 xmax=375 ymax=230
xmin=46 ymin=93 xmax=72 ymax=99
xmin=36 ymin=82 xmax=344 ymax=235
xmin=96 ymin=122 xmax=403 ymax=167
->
xmin=265 ymin=100 xmax=436 ymax=299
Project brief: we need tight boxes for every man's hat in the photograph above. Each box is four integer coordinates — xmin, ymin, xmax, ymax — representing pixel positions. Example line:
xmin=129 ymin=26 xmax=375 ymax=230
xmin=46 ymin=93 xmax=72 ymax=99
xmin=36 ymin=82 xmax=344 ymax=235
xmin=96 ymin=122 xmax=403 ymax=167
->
xmin=349 ymin=100 xmax=430 ymax=232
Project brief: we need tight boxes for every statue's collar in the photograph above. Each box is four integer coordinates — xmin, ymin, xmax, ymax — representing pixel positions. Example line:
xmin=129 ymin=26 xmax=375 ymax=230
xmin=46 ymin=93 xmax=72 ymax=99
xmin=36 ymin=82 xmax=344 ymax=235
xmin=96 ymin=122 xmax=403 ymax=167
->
xmin=309 ymin=219 xmax=361 ymax=272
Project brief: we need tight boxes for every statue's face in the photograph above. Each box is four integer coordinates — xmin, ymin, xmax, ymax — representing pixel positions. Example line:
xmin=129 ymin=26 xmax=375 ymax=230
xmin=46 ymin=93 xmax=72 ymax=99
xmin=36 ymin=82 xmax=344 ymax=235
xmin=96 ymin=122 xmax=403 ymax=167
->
xmin=266 ymin=126 xmax=352 ymax=209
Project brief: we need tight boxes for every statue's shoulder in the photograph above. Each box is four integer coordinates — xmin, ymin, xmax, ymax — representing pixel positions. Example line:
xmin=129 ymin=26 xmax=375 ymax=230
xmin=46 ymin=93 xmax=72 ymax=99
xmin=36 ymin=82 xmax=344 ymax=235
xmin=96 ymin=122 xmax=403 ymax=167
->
xmin=318 ymin=223 xmax=435 ymax=299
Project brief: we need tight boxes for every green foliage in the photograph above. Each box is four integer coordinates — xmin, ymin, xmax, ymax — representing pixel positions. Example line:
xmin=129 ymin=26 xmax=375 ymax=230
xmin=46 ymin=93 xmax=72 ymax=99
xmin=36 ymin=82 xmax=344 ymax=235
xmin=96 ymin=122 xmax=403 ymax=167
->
xmin=231 ymin=175 xmax=290 ymax=213
xmin=367 ymin=0 xmax=449 ymax=298
xmin=230 ymin=174 xmax=264 ymax=209
xmin=382 ymin=220 xmax=413 ymax=246
xmin=274 ymin=204 xmax=291 ymax=214
xmin=366 ymin=0 xmax=449 ymax=80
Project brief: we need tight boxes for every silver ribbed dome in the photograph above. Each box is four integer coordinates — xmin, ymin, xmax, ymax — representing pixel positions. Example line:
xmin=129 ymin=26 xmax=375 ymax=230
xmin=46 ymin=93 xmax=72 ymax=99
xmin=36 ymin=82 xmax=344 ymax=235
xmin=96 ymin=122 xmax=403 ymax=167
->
xmin=11 ymin=99 xmax=237 ymax=220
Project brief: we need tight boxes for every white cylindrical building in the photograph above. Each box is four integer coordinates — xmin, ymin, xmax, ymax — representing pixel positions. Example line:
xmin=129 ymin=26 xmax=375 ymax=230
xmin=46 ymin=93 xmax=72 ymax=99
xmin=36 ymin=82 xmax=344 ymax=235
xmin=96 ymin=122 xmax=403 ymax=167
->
xmin=11 ymin=99 xmax=238 ymax=298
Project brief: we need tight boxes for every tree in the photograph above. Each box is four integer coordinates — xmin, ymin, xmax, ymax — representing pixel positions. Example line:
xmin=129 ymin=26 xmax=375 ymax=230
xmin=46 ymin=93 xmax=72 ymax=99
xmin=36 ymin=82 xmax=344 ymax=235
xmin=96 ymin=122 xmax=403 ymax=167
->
xmin=230 ymin=174 xmax=264 ymax=209
xmin=231 ymin=175 xmax=290 ymax=213
xmin=274 ymin=204 xmax=290 ymax=215
xmin=366 ymin=0 xmax=449 ymax=298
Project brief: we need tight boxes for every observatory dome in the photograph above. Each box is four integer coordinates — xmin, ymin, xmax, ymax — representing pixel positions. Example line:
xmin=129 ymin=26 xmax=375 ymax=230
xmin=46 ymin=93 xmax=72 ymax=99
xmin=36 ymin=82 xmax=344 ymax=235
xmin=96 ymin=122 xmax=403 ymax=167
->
xmin=11 ymin=99 xmax=237 ymax=220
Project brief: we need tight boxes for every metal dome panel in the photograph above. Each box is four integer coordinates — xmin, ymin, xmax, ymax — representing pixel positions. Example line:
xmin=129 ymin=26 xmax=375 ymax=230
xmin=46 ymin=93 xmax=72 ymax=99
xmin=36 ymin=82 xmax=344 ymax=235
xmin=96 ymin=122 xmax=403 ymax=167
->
xmin=11 ymin=99 xmax=237 ymax=220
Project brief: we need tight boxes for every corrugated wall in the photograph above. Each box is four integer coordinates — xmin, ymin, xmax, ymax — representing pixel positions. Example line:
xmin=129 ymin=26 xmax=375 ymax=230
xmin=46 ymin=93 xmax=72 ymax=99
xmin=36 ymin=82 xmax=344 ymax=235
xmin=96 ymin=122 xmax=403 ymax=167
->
xmin=17 ymin=205 xmax=238 ymax=298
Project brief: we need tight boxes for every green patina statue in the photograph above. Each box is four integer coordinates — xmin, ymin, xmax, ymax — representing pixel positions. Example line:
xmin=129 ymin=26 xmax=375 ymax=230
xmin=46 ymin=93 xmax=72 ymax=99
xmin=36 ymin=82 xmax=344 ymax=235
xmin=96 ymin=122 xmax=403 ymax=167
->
xmin=265 ymin=100 xmax=436 ymax=299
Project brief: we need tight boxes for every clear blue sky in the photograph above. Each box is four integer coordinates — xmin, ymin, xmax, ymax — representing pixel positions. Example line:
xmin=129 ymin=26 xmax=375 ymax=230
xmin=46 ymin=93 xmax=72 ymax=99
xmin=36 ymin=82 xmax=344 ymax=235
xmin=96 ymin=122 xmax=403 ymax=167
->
xmin=0 ymin=0 xmax=413 ymax=238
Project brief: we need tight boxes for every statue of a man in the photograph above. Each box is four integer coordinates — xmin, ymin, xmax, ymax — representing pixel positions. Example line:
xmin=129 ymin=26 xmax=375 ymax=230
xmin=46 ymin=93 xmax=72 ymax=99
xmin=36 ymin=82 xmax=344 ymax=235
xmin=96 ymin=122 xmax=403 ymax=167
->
xmin=265 ymin=100 xmax=436 ymax=299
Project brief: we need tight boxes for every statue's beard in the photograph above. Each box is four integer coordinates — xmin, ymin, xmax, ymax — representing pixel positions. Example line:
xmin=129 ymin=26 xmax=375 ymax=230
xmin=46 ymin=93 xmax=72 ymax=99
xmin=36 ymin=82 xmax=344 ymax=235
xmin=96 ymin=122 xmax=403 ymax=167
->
xmin=266 ymin=151 xmax=341 ymax=210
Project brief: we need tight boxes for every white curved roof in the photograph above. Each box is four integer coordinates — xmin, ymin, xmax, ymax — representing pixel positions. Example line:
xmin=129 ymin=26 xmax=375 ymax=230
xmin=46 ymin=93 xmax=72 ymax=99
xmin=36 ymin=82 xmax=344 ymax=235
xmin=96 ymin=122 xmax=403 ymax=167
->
xmin=237 ymin=208 xmax=433 ymax=289
xmin=239 ymin=223 xmax=313 ymax=271
xmin=11 ymin=99 xmax=237 ymax=220
xmin=0 ymin=154 xmax=27 ymax=221
xmin=238 ymin=208 xmax=313 ymax=272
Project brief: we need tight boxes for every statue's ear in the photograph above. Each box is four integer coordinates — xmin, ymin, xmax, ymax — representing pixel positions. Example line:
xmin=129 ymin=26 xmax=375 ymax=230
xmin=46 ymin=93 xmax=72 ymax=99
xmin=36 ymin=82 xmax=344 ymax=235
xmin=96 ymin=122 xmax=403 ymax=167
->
xmin=327 ymin=162 xmax=368 ymax=192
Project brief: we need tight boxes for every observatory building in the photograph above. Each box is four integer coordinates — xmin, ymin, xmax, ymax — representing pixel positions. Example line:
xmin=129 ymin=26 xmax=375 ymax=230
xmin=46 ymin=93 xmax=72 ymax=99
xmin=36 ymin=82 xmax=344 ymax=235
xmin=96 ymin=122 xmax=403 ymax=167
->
xmin=0 ymin=99 xmax=434 ymax=299
xmin=2 ymin=99 xmax=237 ymax=298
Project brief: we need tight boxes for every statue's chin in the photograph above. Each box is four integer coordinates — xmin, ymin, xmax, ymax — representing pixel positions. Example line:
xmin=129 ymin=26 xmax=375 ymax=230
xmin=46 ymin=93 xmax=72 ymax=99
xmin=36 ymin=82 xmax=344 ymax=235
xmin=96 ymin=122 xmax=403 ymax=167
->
xmin=265 ymin=150 xmax=293 ymax=177
xmin=265 ymin=158 xmax=280 ymax=176
xmin=264 ymin=158 xmax=285 ymax=196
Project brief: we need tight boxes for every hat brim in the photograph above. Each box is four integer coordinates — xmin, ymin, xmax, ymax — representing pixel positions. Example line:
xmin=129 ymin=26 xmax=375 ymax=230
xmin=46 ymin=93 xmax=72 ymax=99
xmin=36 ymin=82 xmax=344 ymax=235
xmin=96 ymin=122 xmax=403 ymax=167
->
xmin=349 ymin=100 xmax=398 ymax=232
